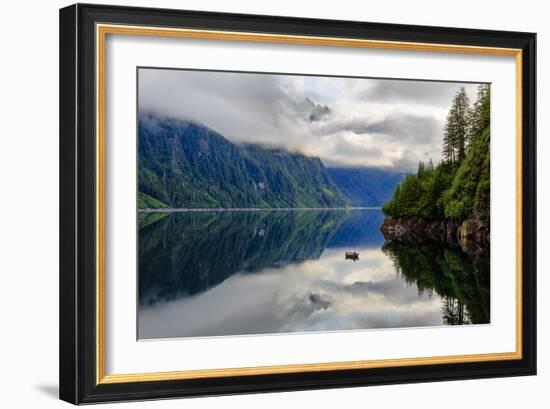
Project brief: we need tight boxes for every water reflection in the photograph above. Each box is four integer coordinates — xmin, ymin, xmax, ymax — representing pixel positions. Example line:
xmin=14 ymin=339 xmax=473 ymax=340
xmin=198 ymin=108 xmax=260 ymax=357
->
xmin=138 ymin=209 xmax=489 ymax=339
xmin=382 ymin=242 xmax=490 ymax=325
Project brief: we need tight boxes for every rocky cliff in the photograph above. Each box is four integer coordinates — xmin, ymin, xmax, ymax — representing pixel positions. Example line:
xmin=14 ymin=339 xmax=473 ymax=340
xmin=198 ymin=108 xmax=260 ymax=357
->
xmin=380 ymin=216 xmax=489 ymax=255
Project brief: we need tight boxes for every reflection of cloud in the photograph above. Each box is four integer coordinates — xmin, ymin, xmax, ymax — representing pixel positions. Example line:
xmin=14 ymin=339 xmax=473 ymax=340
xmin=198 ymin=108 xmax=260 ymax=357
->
xmin=139 ymin=247 xmax=444 ymax=339
xmin=308 ymin=293 xmax=331 ymax=309
xmin=315 ymin=279 xmax=423 ymax=305
xmin=139 ymin=69 xmax=481 ymax=171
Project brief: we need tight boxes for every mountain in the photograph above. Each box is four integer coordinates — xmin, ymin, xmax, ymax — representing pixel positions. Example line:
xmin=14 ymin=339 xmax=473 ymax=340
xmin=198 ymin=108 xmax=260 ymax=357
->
xmin=138 ymin=192 xmax=169 ymax=209
xmin=327 ymin=167 xmax=404 ymax=207
xmin=138 ymin=113 xmax=349 ymax=208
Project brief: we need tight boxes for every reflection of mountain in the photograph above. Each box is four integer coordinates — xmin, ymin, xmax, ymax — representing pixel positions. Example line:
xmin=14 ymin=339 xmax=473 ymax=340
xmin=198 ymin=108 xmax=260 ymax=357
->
xmin=139 ymin=210 xmax=354 ymax=305
xmin=382 ymin=242 xmax=490 ymax=325
xmin=327 ymin=210 xmax=385 ymax=248
xmin=138 ymin=114 xmax=402 ymax=209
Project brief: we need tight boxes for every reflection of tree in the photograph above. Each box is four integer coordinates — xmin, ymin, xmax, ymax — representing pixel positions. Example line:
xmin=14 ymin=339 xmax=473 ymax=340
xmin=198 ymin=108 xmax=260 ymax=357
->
xmin=382 ymin=242 xmax=489 ymax=325
xmin=139 ymin=210 xmax=351 ymax=305
xmin=442 ymin=298 xmax=469 ymax=325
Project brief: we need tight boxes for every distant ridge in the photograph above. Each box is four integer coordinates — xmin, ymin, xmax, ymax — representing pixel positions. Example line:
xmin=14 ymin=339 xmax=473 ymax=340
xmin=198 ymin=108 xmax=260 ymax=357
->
xmin=327 ymin=167 xmax=404 ymax=207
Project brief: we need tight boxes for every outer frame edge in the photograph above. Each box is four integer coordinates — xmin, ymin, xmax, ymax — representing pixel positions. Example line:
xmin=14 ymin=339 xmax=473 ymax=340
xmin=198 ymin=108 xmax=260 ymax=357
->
xmin=521 ymin=33 xmax=537 ymax=377
xmin=59 ymin=3 xmax=79 ymax=405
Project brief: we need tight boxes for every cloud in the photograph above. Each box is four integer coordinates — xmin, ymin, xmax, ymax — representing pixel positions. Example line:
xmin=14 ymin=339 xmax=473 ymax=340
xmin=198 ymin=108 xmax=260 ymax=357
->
xmin=364 ymin=79 xmax=480 ymax=107
xmin=139 ymin=68 xmax=483 ymax=171
xmin=354 ymin=113 xmax=440 ymax=143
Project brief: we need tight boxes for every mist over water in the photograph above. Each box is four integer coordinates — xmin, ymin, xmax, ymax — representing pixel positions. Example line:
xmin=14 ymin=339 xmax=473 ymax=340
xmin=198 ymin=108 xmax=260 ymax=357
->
xmin=138 ymin=209 xmax=489 ymax=339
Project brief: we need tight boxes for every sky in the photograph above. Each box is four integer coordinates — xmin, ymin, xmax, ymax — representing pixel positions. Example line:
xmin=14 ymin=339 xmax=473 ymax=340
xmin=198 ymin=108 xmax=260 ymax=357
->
xmin=139 ymin=68 xmax=482 ymax=171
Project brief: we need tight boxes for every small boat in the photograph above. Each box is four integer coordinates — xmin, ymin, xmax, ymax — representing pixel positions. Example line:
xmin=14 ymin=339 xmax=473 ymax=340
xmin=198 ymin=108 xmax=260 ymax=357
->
xmin=345 ymin=251 xmax=359 ymax=261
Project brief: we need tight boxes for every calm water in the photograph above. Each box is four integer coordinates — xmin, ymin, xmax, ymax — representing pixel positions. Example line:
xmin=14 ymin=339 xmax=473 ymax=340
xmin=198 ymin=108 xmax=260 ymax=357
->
xmin=138 ymin=209 xmax=489 ymax=339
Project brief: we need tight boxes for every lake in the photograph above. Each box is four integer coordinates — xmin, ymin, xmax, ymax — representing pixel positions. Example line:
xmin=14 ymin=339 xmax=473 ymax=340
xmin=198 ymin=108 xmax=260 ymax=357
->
xmin=138 ymin=209 xmax=489 ymax=339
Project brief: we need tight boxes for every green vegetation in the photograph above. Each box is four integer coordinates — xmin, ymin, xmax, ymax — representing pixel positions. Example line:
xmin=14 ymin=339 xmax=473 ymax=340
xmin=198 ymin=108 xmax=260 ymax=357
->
xmin=442 ymin=127 xmax=490 ymax=220
xmin=382 ymin=85 xmax=490 ymax=221
xmin=138 ymin=192 xmax=169 ymax=209
xmin=138 ymin=115 xmax=349 ymax=209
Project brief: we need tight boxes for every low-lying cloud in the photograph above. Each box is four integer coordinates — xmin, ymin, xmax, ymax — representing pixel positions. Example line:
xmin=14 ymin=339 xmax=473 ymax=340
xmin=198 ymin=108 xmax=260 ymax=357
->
xmin=139 ymin=68 xmax=481 ymax=171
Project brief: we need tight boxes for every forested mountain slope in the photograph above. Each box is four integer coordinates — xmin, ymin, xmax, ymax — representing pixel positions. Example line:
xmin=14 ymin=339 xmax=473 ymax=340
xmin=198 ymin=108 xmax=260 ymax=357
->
xmin=139 ymin=114 xmax=401 ymax=209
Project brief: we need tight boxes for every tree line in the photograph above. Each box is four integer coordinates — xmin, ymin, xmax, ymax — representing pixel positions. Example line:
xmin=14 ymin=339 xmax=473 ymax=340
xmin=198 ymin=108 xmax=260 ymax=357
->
xmin=443 ymin=85 xmax=490 ymax=164
xmin=382 ymin=84 xmax=490 ymax=221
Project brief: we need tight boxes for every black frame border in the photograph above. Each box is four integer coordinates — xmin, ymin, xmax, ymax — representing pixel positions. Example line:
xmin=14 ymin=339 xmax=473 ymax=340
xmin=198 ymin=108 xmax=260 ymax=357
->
xmin=59 ymin=3 xmax=536 ymax=404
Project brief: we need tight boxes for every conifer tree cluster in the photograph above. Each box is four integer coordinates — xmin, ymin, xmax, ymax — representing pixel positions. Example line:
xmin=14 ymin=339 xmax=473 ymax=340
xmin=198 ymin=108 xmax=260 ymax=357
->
xmin=443 ymin=88 xmax=469 ymax=163
xmin=382 ymin=84 xmax=490 ymax=221
xmin=442 ymin=85 xmax=490 ymax=163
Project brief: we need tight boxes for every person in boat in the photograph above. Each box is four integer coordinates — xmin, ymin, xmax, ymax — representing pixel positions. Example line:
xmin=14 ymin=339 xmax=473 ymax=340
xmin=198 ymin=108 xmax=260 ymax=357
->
xmin=345 ymin=251 xmax=359 ymax=261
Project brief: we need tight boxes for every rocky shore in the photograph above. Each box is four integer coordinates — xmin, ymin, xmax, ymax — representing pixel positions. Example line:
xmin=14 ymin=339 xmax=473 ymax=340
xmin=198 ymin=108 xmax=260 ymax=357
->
xmin=380 ymin=216 xmax=489 ymax=255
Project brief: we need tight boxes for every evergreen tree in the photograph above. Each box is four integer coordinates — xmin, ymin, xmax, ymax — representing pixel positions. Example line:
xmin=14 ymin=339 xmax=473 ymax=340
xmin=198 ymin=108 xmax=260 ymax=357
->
xmin=417 ymin=161 xmax=426 ymax=178
xmin=467 ymin=84 xmax=490 ymax=148
xmin=442 ymin=87 xmax=470 ymax=163
xmin=383 ymin=84 xmax=490 ymax=223
xmin=442 ymin=110 xmax=456 ymax=163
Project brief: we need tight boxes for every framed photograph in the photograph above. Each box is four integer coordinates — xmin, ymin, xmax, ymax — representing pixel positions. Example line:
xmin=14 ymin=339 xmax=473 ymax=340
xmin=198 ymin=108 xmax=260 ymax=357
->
xmin=59 ymin=3 xmax=536 ymax=404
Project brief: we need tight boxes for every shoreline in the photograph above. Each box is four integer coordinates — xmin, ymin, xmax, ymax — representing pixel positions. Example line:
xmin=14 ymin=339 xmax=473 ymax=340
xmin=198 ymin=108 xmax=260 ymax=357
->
xmin=139 ymin=206 xmax=382 ymax=213
xmin=380 ymin=215 xmax=489 ymax=255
